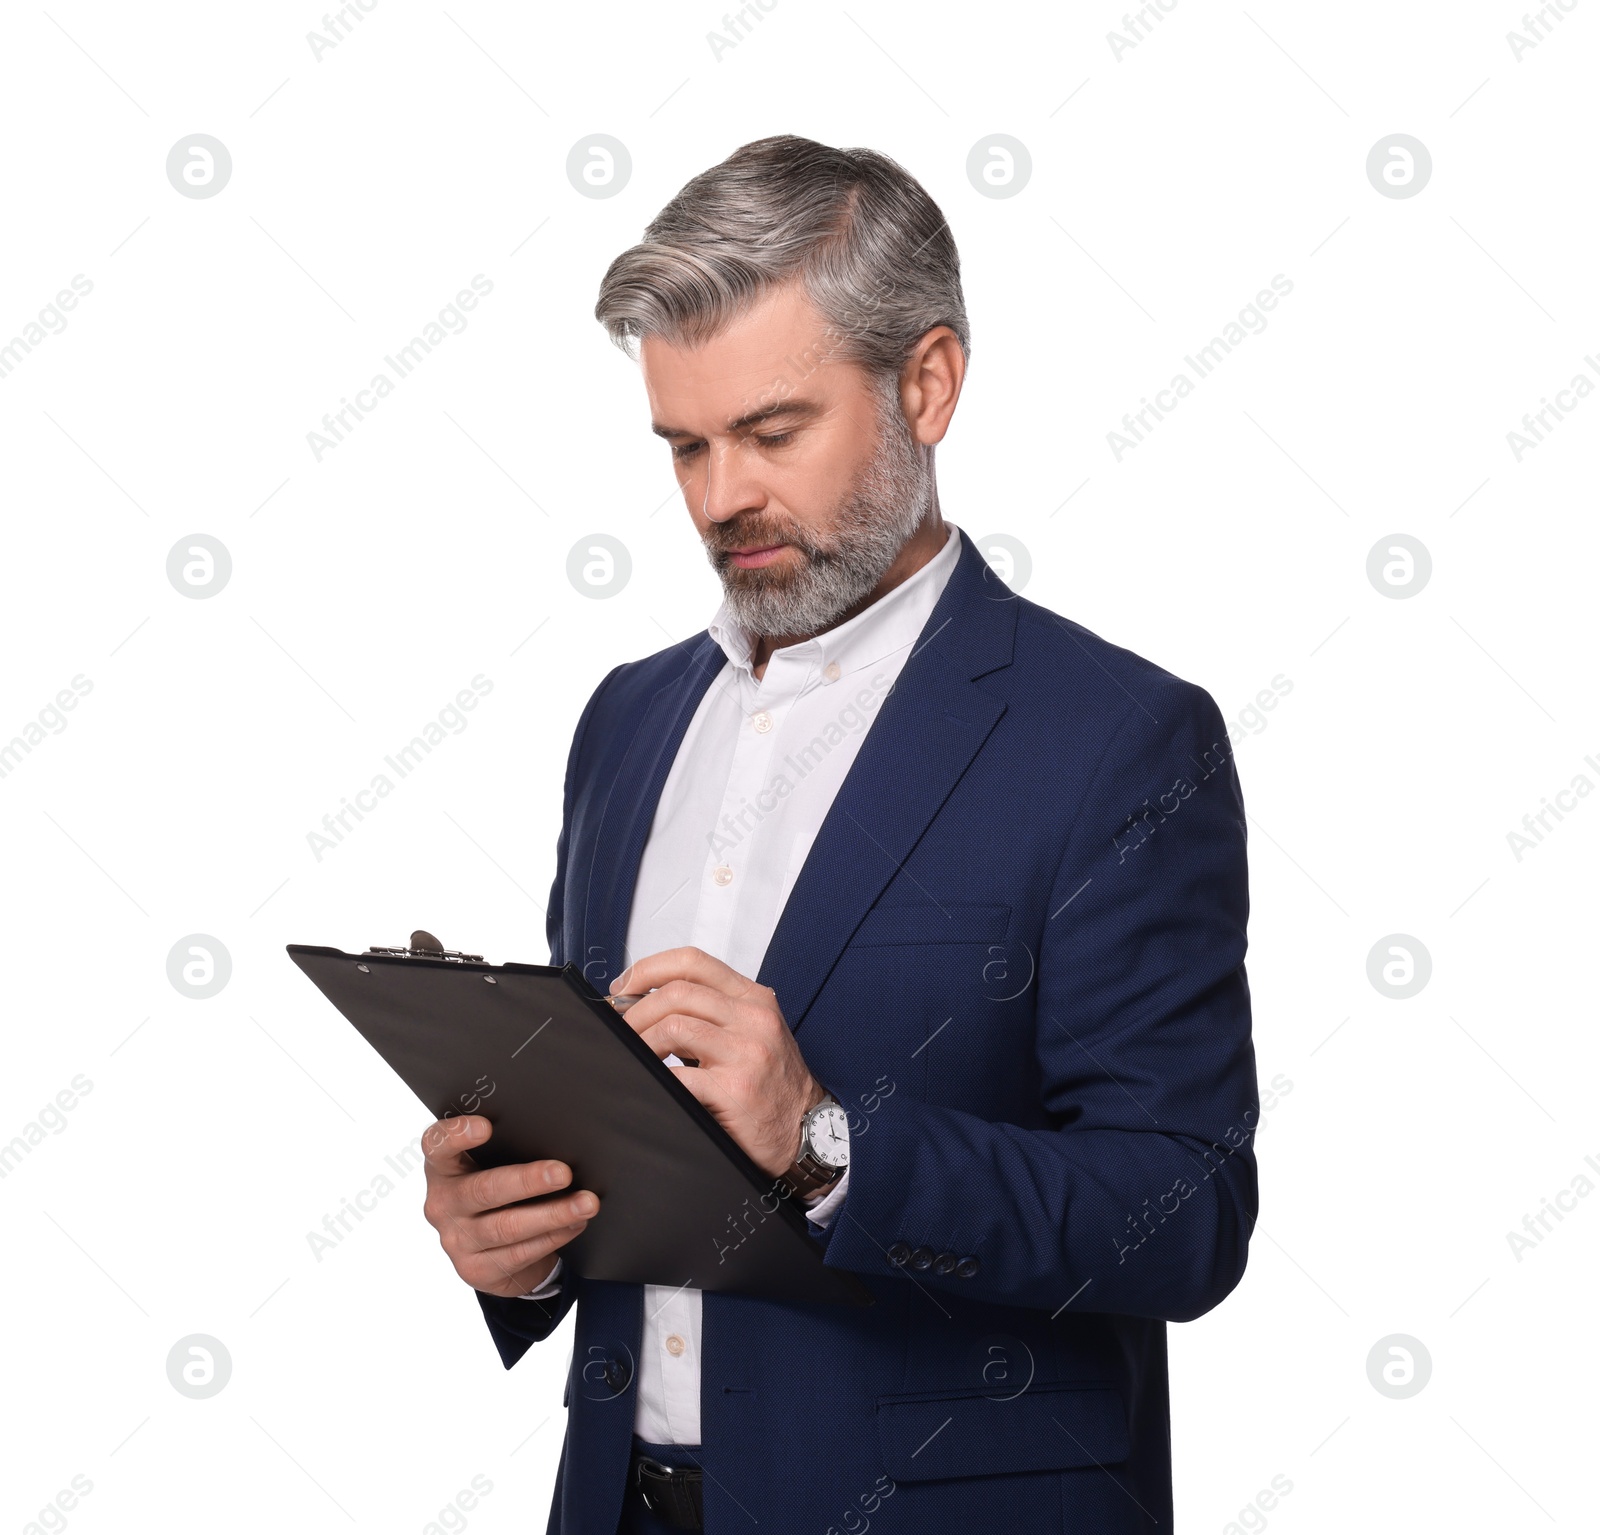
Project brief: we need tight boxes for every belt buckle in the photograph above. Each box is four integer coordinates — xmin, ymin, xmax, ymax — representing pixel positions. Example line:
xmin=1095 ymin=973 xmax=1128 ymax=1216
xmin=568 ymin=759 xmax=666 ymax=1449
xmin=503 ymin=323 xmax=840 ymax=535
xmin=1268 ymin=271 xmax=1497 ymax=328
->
xmin=637 ymin=1454 xmax=672 ymax=1502
xmin=634 ymin=1454 xmax=699 ymax=1527
xmin=636 ymin=1455 xmax=680 ymax=1512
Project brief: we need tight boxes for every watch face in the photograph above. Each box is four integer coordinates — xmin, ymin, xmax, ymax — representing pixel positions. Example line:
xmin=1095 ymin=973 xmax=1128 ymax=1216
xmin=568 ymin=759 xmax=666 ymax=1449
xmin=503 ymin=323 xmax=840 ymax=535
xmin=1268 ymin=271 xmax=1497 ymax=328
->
xmin=808 ymin=1102 xmax=850 ymax=1169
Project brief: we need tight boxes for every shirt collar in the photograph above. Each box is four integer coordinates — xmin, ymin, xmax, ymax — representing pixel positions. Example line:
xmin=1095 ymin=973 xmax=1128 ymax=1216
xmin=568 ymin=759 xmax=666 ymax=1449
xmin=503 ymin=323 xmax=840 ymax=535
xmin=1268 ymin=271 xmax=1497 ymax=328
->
xmin=707 ymin=521 xmax=961 ymax=683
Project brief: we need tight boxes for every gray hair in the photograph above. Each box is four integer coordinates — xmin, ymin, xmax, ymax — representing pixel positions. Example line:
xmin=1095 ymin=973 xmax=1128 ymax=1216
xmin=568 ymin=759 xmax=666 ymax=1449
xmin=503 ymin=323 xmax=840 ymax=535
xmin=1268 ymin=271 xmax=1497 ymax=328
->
xmin=594 ymin=135 xmax=969 ymax=395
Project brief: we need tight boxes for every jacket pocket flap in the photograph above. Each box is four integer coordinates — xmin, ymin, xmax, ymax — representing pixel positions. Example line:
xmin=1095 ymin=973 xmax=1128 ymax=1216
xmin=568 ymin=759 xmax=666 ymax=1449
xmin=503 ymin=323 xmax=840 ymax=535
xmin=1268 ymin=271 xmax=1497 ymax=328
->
xmin=850 ymin=902 xmax=1011 ymax=947
xmin=877 ymin=1382 xmax=1129 ymax=1482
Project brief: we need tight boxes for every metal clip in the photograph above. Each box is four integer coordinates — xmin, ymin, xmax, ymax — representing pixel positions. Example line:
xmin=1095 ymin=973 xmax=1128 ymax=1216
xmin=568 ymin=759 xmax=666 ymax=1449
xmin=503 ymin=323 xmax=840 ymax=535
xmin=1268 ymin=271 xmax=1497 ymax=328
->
xmin=365 ymin=929 xmax=484 ymax=963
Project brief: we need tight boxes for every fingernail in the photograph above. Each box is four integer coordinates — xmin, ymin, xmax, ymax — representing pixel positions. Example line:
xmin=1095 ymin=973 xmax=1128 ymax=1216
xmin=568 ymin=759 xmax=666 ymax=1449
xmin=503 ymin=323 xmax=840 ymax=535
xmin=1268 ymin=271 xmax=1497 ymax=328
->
xmin=546 ymin=1163 xmax=568 ymax=1186
xmin=574 ymin=1193 xmax=597 ymax=1215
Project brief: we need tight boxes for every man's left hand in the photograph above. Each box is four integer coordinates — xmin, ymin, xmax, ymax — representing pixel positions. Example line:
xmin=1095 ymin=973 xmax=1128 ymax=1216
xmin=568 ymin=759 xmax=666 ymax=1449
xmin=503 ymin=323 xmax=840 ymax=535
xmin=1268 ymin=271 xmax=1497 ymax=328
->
xmin=609 ymin=947 xmax=826 ymax=1178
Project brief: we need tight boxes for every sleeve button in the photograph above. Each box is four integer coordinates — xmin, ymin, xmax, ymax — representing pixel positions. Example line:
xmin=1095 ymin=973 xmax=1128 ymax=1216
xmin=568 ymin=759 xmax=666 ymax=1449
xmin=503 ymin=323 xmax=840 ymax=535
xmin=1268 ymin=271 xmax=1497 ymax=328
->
xmin=955 ymin=1255 xmax=979 ymax=1278
xmin=909 ymin=1246 xmax=935 ymax=1271
xmin=887 ymin=1241 xmax=912 ymax=1267
xmin=932 ymin=1251 xmax=957 ymax=1275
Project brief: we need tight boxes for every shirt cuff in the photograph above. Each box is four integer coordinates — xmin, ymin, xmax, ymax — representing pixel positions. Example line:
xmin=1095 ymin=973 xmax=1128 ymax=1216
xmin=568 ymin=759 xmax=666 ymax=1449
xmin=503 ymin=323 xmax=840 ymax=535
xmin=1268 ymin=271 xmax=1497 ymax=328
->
xmin=515 ymin=1254 xmax=564 ymax=1300
xmin=803 ymin=1165 xmax=850 ymax=1229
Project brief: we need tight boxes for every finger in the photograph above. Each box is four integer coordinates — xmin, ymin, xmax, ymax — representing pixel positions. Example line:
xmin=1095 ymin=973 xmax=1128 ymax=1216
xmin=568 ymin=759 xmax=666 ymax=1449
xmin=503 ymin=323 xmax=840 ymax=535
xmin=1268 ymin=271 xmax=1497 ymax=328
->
xmin=459 ymin=1221 xmax=586 ymax=1294
xmin=433 ymin=1189 xmax=597 ymax=1276
xmin=664 ymin=1062 xmax=720 ymax=1113
xmin=620 ymin=978 xmax=741 ymax=1037
xmin=420 ymin=1114 xmax=492 ymax=1175
xmin=609 ymin=947 xmax=751 ymax=1002
xmin=491 ymin=1223 xmax=590 ymax=1277
xmin=464 ymin=1224 xmax=589 ymax=1296
xmin=470 ymin=1189 xmax=600 ymax=1253
xmin=456 ymin=1157 xmax=574 ymax=1216
xmin=633 ymin=1012 xmax=721 ymax=1067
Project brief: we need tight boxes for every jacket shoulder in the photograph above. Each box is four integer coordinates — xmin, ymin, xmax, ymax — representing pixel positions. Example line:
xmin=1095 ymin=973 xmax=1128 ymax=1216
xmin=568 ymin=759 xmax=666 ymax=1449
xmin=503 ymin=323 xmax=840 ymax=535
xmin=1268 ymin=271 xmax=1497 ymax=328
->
xmin=1010 ymin=593 xmax=1221 ymax=732
xmin=587 ymin=631 xmax=713 ymax=715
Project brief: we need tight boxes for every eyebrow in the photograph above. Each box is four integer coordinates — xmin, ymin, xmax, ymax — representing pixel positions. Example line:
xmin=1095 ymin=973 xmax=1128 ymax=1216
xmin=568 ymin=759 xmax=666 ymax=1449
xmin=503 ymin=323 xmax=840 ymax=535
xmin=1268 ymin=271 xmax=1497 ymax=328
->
xmin=650 ymin=397 xmax=826 ymax=441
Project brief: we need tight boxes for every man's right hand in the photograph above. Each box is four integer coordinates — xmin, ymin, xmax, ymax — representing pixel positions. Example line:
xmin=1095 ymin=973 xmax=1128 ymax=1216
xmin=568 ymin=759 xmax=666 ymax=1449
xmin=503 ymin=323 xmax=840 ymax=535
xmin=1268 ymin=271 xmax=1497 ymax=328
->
xmin=420 ymin=1115 xmax=599 ymax=1298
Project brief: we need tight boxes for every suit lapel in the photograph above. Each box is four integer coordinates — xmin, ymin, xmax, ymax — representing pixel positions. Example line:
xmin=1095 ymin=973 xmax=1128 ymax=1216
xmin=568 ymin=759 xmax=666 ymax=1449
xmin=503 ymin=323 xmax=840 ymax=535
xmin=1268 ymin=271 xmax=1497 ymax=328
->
xmin=756 ymin=528 xmax=1017 ymax=1032
xmin=580 ymin=527 xmax=1019 ymax=1027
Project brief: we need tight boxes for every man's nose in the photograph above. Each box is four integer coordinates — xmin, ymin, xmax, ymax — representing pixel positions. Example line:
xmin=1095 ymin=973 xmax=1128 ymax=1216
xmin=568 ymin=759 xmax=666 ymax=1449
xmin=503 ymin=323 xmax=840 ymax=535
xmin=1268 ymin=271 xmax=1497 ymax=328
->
xmin=698 ymin=439 xmax=765 ymax=523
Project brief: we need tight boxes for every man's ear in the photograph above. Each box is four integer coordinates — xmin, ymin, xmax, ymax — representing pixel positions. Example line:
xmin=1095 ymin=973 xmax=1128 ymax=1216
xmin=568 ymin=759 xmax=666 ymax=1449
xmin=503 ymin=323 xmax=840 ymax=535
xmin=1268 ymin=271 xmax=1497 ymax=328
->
xmin=898 ymin=326 xmax=965 ymax=448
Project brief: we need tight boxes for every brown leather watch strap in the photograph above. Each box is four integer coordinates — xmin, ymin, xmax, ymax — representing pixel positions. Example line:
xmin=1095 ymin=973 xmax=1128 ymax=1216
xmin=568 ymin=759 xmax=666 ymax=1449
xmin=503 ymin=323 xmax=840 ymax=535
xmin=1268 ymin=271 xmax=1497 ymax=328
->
xmin=779 ymin=1154 xmax=841 ymax=1201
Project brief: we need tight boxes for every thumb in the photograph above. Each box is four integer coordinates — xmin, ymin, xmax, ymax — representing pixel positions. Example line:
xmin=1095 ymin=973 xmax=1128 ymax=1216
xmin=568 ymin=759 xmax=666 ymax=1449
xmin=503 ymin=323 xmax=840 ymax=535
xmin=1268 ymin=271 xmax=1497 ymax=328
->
xmin=421 ymin=1113 xmax=491 ymax=1171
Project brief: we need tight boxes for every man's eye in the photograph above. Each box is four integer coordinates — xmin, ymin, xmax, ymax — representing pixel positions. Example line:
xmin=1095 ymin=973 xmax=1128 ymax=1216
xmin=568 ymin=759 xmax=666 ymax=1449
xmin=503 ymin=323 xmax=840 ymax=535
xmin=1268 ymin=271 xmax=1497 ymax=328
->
xmin=672 ymin=433 xmax=792 ymax=459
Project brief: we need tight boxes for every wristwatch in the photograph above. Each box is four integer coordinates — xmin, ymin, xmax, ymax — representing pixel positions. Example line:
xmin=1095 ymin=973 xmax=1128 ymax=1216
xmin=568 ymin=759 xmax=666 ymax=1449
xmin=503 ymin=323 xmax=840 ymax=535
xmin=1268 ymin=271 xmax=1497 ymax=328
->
xmin=782 ymin=1093 xmax=850 ymax=1199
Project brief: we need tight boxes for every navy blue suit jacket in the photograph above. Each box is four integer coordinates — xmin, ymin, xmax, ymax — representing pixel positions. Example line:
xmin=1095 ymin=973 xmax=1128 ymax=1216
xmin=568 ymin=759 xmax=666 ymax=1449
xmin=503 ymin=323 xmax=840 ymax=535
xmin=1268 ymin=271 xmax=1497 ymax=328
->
xmin=477 ymin=526 xmax=1258 ymax=1534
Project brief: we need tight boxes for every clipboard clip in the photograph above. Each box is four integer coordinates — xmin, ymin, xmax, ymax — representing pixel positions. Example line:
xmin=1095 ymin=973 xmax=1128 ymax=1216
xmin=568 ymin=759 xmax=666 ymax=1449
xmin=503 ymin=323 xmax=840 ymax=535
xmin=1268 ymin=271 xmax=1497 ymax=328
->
xmin=365 ymin=929 xmax=484 ymax=964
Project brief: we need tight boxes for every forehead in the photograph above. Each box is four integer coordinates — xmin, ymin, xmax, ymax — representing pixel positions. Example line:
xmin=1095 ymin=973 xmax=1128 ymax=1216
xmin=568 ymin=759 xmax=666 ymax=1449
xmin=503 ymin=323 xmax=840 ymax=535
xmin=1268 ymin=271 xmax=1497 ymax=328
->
xmin=640 ymin=279 xmax=861 ymax=423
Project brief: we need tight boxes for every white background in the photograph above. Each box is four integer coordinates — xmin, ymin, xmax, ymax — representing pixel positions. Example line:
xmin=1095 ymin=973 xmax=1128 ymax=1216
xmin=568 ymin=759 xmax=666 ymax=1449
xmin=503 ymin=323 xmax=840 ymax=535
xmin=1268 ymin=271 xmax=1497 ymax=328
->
xmin=2 ymin=2 xmax=1595 ymax=1531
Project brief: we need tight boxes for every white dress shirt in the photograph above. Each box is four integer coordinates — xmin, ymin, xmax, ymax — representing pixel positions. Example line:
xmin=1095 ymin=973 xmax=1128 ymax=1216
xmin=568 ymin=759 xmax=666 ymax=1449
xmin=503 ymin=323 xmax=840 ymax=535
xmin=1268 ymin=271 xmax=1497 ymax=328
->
xmin=519 ymin=519 xmax=962 ymax=1445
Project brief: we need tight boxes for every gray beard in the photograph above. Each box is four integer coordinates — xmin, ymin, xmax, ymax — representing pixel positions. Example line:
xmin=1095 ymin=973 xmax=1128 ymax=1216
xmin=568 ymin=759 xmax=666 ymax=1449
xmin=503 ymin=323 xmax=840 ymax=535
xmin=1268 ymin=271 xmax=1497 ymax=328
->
xmin=704 ymin=400 xmax=934 ymax=640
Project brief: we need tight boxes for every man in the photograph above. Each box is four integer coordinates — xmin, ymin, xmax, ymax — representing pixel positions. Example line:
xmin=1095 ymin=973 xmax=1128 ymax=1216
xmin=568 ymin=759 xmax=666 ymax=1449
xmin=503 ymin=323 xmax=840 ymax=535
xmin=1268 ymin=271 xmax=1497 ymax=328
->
xmin=421 ymin=135 xmax=1258 ymax=1534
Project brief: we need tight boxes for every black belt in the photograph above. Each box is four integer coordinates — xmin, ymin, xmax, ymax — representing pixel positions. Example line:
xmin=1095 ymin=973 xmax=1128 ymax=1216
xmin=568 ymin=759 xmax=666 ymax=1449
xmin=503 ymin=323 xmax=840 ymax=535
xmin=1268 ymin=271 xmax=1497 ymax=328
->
xmin=630 ymin=1446 xmax=703 ymax=1531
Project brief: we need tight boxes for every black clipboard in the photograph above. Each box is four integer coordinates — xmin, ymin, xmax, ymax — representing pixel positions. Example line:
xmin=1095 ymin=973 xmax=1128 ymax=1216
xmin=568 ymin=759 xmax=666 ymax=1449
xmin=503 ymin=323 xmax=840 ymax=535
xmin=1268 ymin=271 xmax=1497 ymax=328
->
xmin=286 ymin=935 xmax=872 ymax=1309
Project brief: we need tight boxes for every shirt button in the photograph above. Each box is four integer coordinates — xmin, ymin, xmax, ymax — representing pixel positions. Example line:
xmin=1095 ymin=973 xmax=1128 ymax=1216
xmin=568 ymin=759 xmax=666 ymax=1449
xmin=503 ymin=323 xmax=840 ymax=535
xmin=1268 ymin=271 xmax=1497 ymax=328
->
xmin=752 ymin=710 xmax=773 ymax=733
xmin=712 ymin=865 xmax=734 ymax=886
xmin=665 ymin=1334 xmax=686 ymax=1357
xmin=823 ymin=661 xmax=841 ymax=682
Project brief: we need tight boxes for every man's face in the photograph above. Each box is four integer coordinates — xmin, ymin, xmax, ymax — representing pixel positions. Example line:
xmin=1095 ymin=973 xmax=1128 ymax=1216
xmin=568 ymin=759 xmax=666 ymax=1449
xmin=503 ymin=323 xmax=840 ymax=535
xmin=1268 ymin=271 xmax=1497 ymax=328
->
xmin=641 ymin=280 xmax=932 ymax=640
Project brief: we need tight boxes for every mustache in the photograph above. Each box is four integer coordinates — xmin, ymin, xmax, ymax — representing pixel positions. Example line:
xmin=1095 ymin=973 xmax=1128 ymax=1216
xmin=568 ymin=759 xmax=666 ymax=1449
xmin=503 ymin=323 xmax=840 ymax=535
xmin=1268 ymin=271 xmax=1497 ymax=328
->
xmin=704 ymin=521 xmax=823 ymax=559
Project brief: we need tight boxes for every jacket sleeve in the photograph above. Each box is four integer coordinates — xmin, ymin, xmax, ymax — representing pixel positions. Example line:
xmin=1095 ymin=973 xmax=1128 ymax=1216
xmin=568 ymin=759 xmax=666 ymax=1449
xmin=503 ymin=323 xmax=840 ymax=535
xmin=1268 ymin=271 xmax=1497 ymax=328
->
xmin=816 ymin=678 xmax=1259 ymax=1323
xmin=475 ymin=662 xmax=625 ymax=1369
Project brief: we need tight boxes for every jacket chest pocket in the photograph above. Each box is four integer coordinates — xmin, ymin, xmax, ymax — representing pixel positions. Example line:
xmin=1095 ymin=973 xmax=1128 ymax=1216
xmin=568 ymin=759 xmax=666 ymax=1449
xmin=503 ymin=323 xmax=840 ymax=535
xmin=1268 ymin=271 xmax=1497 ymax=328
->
xmin=842 ymin=902 xmax=1018 ymax=1015
xmin=805 ymin=903 xmax=1018 ymax=1102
